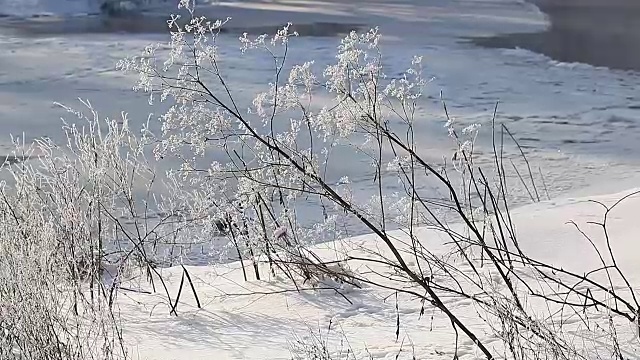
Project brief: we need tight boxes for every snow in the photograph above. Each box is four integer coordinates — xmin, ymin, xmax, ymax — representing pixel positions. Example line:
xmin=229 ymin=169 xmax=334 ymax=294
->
xmin=117 ymin=187 xmax=640 ymax=359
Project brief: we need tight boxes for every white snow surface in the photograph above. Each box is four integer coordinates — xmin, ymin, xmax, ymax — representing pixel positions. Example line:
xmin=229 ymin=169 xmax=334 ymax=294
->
xmin=118 ymin=188 xmax=640 ymax=359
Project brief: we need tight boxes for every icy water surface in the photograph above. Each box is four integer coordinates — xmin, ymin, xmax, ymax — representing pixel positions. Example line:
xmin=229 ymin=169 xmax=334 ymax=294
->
xmin=0 ymin=0 xmax=639 ymax=246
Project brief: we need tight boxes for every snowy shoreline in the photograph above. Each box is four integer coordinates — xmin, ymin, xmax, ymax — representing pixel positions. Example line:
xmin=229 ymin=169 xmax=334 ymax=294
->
xmin=119 ymin=186 xmax=640 ymax=359
xmin=0 ymin=0 xmax=546 ymax=38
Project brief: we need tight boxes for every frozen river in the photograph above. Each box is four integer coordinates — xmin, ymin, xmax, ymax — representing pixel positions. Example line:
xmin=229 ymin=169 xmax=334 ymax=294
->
xmin=1 ymin=0 xmax=639 ymax=228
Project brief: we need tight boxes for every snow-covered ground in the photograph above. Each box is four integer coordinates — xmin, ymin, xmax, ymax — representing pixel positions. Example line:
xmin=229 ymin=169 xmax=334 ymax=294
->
xmin=119 ymin=188 xmax=640 ymax=359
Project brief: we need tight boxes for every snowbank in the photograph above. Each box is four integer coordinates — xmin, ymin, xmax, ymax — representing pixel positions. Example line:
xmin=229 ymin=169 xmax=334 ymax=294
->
xmin=0 ymin=0 xmax=547 ymax=38
xmin=118 ymin=187 xmax=640 ymax=359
